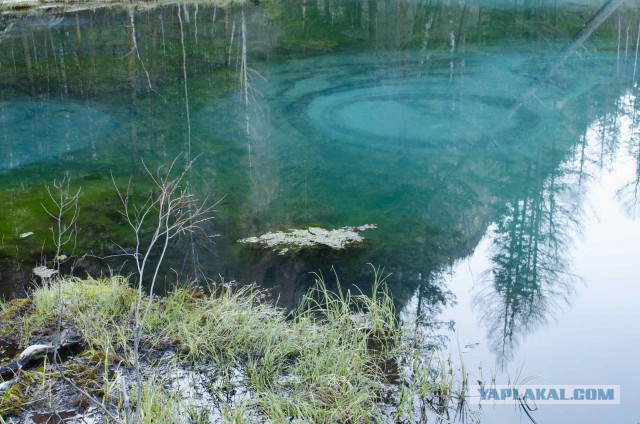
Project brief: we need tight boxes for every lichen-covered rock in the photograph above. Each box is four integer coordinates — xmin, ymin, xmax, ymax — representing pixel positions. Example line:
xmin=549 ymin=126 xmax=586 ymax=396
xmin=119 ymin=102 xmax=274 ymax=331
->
xmin=238 ymin=224 xmax=376 ymax=254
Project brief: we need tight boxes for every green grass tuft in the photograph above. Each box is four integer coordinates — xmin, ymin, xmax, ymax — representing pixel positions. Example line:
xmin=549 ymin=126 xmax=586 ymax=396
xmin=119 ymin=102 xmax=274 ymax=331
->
xmin=0 ymin=273 xmax=472 ymax=422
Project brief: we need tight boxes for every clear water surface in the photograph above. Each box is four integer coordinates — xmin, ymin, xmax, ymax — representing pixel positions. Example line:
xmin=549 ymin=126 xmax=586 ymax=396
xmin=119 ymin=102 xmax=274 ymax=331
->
xmin=0 ymin=1 xmax=639 ymax=422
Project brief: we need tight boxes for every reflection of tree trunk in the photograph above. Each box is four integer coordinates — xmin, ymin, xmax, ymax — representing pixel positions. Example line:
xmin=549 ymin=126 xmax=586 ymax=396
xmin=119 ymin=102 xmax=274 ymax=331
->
xmin=75 ymin=12 xmax=82 ymax=44
xmin=346 ymin=0 xmax=361 ymax=26
xmin=625 ymin=24 xmax=630 ymax=61
xmin=368 ymin=0 xmax=377 ymax=41
xmin=42 ymin=32 xmax=51 ymax=97
xmin=600 ymin=117 xmax=607 ymax=168
xmin=194 ymin=3 xmax=199 ymax=45
xmin=510 ymin=0 xmax=624 ymax=116
xmin=75 ymin=13 xmax=88 ymax=101
xmin=565 ymin=0 xmax=623 ymax=49
xmin=31 ymin=34 xmax=38 ymax=70
xmin=48 ymin=31 xmax=59 ymax=95
xmin=241 ymin=12 xmax=249 ymax=144
xmin=414 ymin=283 xmax=423 ymax=337
xmin=183 ymin=3 xmax=190 ymax=23
xmin=617 ymin=14 xmax=622 ymax=75
xmin=578 ymin=131 xmax=588 ymax=186
xmin=324 ymin=0 xmax=331 ymax=23
xmin=151 ymin=23 xmax=158 ymax=70
xmin=302 ymin=0 xmax=307 ymax=54
xmin=178 ymin=5 xmax=192 ymax=159
xmin=476 ymin=6 xmax=483 ymax=44
xmin=633 ymin=22 xmax=640 ymax=82
xmin=225 ymin=8 xmax=236 ymax=71
xmin=21 ymin=34 xmax=35 ymax=96
xmin=302 ymin=0 xmax=307 ymax=27
xmin=224 ymin=8 xmax=229 ymax=69
xmin=244 ymin=18 xmax=278 ymax=218
xmin=178 ymin=3 xmax=200 ymax=281
xmin=456 ymin=0 xmax=468 ymax=71
xmin=531 ymin=196 xmax=541 ymax=290
xmin=160 ymin=12 xmax=166 ymax=55
xmin=56 ymin=29 xmax=69 ymax=98
xmin=128 ymin=10 xmax=138 ymax=157
xmin=633 ymin=146 xmax=640 ymax=212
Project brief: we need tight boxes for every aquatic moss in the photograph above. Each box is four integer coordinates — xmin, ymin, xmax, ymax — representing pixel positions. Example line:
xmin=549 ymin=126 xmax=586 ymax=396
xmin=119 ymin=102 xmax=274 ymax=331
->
xmin=0 ymin=171 xmax=171 ymax=262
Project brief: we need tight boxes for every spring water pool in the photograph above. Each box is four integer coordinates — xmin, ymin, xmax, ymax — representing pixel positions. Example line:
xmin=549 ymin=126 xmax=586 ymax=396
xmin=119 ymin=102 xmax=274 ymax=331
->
xmin=0 ymin=1 xmax=638 ymax=422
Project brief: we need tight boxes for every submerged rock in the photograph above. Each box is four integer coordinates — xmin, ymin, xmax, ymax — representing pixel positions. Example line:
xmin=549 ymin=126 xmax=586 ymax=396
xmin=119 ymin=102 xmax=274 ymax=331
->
xmin=238 ymin=224 xmax=376 ymax=254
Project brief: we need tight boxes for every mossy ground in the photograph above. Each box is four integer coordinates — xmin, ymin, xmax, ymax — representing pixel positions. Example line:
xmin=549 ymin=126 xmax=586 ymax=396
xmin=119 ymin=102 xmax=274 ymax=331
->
xmin=0 ymin=275 xmax=469 ymax=423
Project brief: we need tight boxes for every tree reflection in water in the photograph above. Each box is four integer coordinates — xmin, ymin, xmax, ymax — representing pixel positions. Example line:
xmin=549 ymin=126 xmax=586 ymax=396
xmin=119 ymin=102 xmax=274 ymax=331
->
xmin=474 ymin=158 xmax=581 ymax=368
xmin=614 ymin=90 xmax=640 ymax=219
xmin=475 ymin=83 xmax=640 ymax=368
xmin=400 ymin=269 xmax=457 ymax=351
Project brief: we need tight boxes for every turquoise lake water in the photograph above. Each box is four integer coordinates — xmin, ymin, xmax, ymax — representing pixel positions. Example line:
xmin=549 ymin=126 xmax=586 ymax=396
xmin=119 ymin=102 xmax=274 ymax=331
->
xmin=1 ymin=1 xmax=639 ymax=422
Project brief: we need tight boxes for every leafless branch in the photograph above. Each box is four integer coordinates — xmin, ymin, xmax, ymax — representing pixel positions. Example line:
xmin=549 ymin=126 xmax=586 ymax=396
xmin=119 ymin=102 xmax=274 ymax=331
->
xmin=112 ymin=154 xmax=218 ymax=422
